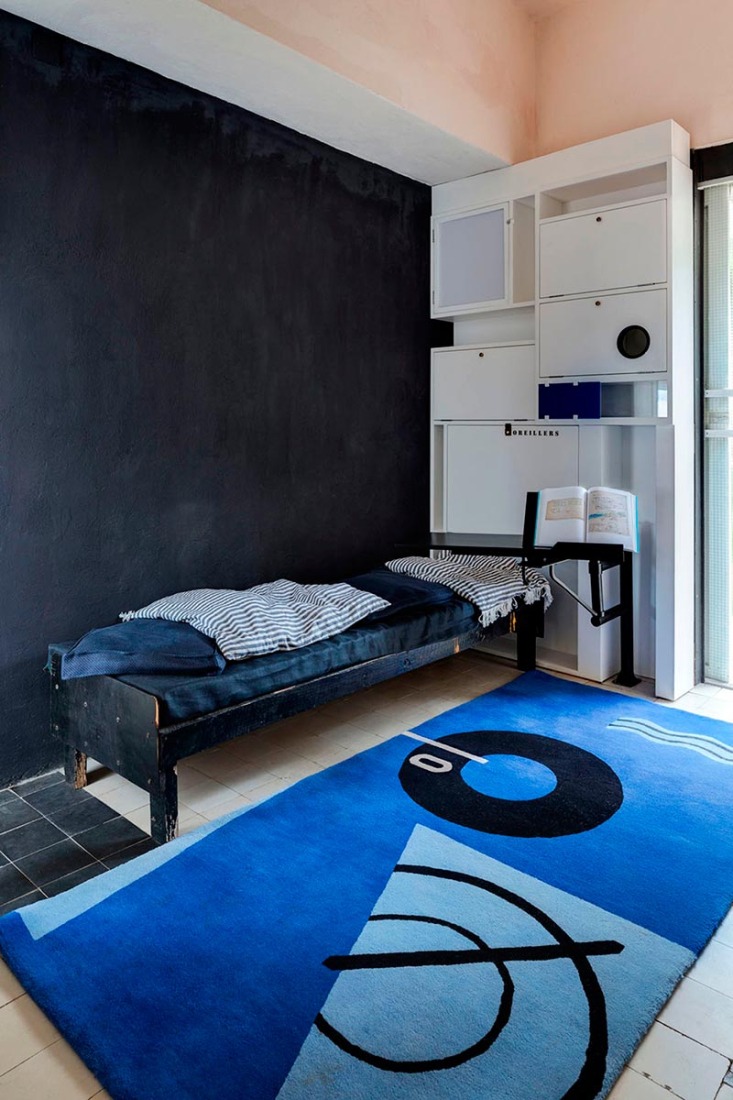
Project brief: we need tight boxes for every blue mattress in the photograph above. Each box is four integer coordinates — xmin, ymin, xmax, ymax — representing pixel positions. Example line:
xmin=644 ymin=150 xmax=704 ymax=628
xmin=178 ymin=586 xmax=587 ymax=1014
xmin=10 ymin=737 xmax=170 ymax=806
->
xmin=117 ymin=597 xmax=479 ymax=726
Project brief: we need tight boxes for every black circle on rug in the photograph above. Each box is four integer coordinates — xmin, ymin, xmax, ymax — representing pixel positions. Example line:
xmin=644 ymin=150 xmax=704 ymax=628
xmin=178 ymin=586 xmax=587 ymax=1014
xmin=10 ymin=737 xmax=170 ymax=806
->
xmin=399 ymin=730 xmax=623 ymax=838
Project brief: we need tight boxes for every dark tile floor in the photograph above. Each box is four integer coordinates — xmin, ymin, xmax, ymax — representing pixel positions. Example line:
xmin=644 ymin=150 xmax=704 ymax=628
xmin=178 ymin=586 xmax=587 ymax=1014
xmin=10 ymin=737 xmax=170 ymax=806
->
xmin=0 ymin=771 xmax=158 ymax=916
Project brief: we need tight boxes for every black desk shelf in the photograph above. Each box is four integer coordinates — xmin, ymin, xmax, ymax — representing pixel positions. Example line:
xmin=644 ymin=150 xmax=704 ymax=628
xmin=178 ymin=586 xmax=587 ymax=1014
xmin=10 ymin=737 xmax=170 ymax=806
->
xmin=407 ymin=493 xmax=639 ymax=688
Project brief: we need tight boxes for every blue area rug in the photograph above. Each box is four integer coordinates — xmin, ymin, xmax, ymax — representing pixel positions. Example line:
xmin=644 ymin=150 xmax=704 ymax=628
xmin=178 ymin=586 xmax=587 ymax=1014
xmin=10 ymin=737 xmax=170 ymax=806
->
xmin=2 ymin=670 xmax=733 ymax=1099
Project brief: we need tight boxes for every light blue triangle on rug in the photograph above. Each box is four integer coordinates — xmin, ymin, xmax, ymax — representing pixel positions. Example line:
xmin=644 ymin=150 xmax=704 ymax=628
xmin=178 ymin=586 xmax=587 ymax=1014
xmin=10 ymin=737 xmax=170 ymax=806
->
xmin=0 ymin=670 xmax=732 ymax=1100
xmin=279 ymin=824 xmax=692 ymax=1100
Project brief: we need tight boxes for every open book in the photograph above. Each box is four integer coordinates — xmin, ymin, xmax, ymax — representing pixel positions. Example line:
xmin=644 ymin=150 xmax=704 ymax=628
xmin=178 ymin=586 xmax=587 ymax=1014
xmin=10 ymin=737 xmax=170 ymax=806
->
xmin=534 ymin=486 xmax=638 ymax=552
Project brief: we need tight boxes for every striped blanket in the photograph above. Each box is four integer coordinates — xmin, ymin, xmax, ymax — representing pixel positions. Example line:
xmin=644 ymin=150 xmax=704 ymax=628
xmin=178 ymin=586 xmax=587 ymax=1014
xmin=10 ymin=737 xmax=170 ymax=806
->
xmin=121 ymin=581 xmax=389 ymax=662
xmin=385 ymin=554 xmax=552 ymax=627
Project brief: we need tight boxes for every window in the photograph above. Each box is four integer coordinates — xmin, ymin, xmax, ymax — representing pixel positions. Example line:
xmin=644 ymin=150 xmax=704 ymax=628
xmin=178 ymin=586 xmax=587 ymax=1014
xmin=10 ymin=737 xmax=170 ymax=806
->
xmin=701 ymin=179 xmax=733 ymax=682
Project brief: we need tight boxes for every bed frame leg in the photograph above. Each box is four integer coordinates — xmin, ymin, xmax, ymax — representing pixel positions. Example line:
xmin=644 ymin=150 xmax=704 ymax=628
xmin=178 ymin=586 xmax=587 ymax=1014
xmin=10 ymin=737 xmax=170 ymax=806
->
xmin=64 ymin=748 xmax=88 ymax=789
xmin=516 ymin=601 xmax=542 ymax=671
xmin=150 ymin=768 xmax=178 ymax=845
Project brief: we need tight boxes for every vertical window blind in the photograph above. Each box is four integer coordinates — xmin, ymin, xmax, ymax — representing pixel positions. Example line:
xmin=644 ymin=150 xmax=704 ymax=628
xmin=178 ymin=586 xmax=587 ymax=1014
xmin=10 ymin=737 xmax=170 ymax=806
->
xmin=702 ymin=182 xmax=733 ymax=682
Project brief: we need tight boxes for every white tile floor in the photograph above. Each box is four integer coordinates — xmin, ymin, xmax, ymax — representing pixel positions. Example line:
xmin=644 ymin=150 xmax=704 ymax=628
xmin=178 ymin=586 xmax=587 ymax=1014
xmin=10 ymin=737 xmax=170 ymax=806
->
xmin=1 ymin=652 xmax=733 ymax=1099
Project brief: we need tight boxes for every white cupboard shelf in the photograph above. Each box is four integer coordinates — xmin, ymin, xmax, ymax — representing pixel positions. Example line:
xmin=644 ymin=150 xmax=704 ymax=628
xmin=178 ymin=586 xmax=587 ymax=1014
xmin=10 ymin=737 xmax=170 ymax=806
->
xmin=539 ymin=288 xmax=667 ymax=378
xmin=432 ymin=204 xmax=508 ymax=315
xmin=442 ymin=423 xmax=580 ymax=534
xmin=431 ymin=197 xmax=535 ymax=318
xmin=432 ymin=344 xmax=535 ymax=421
xmin=539 ymin=198 xmax=667 ymax=299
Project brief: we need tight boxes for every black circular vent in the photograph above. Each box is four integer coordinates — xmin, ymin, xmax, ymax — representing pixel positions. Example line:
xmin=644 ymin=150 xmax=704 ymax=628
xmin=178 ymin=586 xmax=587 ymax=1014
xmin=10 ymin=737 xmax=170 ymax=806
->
xmin=617 ymin=325 xmax=651 ymax=359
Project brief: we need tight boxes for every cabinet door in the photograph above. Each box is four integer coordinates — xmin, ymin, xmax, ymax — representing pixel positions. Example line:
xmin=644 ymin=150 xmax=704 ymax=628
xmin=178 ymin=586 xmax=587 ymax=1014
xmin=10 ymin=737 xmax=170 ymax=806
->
xmin=540 ymin=199 xmax=667 ymax=298
xmin=433 ymin=345 xmax=535 ymax=420
xmin=539 ymin=289 xmax=666 ymax=378
xmin=433 ymin=205 xmax=507 ymax=314
xmin=444 ymin=424 xmax=579 ymax=534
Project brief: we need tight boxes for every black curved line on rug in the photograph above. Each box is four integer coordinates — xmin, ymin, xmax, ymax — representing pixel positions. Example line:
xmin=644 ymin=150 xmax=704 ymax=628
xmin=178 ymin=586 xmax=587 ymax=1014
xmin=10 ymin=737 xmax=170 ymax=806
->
xmin=317 ymin=863 xmax=624 ymax=1098
xmin=318 ymin=912 xmax=514 ymax=1073
xmin=399 ymin=730 xmax=624 ymax=838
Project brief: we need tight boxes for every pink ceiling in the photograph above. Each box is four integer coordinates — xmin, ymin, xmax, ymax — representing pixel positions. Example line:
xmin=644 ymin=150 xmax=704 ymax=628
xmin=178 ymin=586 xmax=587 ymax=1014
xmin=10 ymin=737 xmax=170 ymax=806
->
xmin=513 ymin=0 xmax=586 ymax=18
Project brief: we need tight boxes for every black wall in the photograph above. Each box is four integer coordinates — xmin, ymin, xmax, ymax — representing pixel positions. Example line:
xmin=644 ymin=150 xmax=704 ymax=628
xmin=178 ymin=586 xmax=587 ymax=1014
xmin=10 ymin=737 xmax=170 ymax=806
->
xmin=0 ymin=12 xmax=440 ymax=783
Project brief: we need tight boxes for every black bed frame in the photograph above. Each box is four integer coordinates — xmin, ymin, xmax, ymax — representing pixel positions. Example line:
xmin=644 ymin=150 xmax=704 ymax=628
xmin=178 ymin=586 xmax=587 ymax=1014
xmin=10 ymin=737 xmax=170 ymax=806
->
xmin=50 ymin=601 xmax=542 ymax=845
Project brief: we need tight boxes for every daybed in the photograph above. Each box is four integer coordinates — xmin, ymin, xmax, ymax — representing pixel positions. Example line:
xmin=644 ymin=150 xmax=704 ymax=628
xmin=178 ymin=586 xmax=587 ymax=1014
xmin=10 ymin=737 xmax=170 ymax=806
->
xmin=49 ymin=567 xmax=546 ymax=844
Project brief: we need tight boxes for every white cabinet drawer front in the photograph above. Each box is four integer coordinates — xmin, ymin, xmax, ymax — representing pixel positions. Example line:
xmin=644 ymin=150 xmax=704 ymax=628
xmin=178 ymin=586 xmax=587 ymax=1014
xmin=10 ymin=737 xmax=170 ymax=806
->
xmin=539 ymin=289 xmax=666 ymax=378
xmin=433 ymin=346 xmax=535 ymax=420
xmin=540 ymin=200 xmax=667 ymax=298
xmin=444 ymin=424 xmax=579 ymax=534
xmin=433 ymin=205 xmax=507 ymax=312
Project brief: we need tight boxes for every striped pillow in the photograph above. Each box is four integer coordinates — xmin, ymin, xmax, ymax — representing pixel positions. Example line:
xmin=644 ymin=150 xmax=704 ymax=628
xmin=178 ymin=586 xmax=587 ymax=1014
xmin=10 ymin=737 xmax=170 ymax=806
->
xmin=385 ymin=554 xmax=552 ymax=627
xmin=121 ymin=581 xmax=390 ymax=662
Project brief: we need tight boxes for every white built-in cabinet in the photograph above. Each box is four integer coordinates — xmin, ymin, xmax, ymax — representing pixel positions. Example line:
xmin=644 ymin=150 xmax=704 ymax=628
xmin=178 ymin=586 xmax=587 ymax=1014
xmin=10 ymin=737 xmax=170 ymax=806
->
xmin=538 ymin=198 xmax=667 ymax=298
xmin=432 ymin=199 xmax=535 ymax=315
xmin=442 ymin=425 xmax=579 ymax=534
xmin=539 ymin=289 xmax=667 ymax=378
xmin=432 ymin=206 xmax=508 ymax=312
xmin=433 ymin=344 xmax=535 ymax=420
xmin=430 ymin=121 xmax=694 ymax=700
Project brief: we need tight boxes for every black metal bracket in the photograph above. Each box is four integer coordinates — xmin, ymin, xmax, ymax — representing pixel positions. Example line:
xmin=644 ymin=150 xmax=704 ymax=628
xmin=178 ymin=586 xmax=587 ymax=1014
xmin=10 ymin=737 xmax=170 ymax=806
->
xmin=523 ymin=492 xmax=639 ymax=686
xmin=404 ymin=492 xmax=640 ymax=688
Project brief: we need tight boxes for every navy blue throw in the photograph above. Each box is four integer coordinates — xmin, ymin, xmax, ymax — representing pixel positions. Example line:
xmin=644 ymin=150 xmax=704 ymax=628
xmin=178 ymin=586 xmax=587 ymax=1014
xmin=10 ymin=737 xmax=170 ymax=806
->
xmin=59 ymin=620 xmax=226 ymax=679
xmin=346 ymin=567 xmax=457 ymax=620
